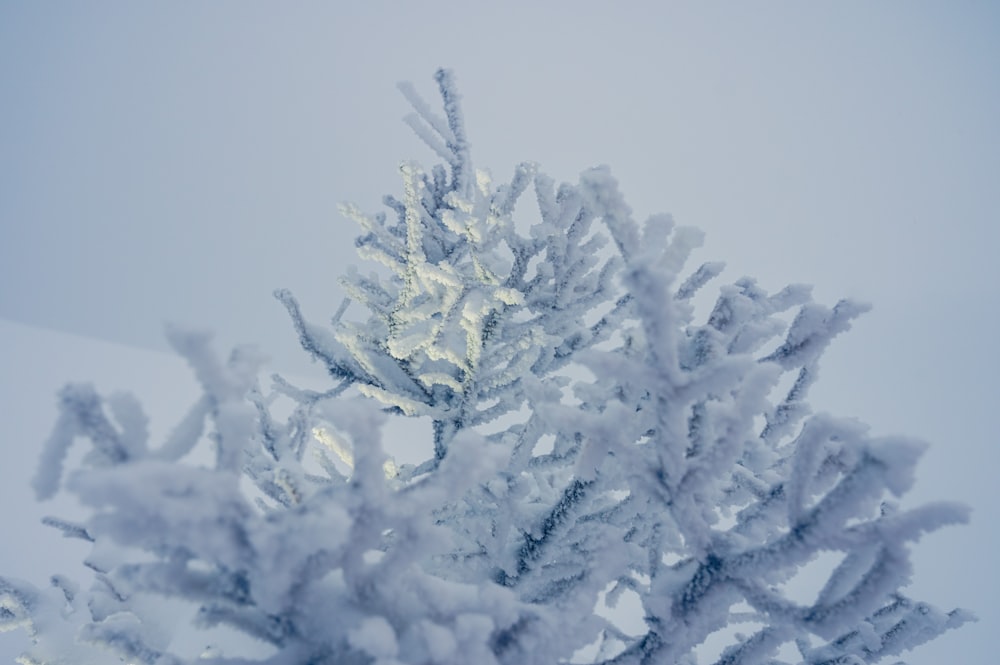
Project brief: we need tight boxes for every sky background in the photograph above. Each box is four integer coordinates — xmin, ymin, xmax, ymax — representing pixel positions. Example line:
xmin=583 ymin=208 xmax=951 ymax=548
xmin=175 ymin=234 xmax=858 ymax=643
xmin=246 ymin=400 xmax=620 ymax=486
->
xmin=1 ymin=2 xmax=997 ymax=663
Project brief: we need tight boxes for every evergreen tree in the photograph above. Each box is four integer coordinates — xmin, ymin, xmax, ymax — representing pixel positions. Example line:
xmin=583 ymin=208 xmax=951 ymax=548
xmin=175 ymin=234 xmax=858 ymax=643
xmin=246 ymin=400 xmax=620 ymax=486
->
xmin=1 ymin=70 xmax=971 ymax=665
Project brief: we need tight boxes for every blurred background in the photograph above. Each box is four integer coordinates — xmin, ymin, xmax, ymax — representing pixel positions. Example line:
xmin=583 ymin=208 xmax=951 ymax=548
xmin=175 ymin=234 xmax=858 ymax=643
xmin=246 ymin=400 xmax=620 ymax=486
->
xmin=1 ymin=3 xmax=996 ymax=663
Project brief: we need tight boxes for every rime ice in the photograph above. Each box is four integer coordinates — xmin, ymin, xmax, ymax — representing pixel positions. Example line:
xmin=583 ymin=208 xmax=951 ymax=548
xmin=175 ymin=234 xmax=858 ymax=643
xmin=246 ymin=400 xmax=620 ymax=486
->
xmin=0 ymin=70 xmax=971 ymax=665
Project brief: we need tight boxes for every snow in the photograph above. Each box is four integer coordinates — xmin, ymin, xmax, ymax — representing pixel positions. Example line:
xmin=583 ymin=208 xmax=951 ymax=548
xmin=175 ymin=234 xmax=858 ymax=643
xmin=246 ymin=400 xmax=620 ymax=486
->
xmin=348 ymin=616 xmax=398 ymax=659
xmin=0 ymin=71 xmax=977 ymax=665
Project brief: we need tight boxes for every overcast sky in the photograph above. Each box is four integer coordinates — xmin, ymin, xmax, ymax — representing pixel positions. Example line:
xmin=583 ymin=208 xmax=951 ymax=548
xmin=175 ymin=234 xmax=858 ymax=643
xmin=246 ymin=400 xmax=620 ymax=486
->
xmin=1 ymin=3 xmax=997 ymax=663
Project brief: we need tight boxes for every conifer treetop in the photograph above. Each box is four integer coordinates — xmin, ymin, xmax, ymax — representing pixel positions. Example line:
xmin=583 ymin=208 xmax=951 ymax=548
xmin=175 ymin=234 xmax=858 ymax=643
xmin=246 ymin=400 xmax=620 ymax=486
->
xmin=0 ymin=69 xmax=971 ymax=665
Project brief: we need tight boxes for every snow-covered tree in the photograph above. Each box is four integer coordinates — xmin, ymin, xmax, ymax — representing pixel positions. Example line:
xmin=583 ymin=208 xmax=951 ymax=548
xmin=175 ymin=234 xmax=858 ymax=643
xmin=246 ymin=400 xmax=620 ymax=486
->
xmin=1 ymin=70 xmax=972 ymax=665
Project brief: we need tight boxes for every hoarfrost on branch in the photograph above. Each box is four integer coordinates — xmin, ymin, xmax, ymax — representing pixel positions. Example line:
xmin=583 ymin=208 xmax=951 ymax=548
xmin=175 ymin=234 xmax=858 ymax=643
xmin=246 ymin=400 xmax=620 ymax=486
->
xmin=1 ymin=70 xmax=971 ymax=665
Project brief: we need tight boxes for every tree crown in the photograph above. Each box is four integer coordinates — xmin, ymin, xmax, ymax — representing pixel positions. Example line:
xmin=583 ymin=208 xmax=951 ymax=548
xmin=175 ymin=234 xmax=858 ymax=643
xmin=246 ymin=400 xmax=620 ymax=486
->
xmin=0 ymin=69 xmax=971 ymax=665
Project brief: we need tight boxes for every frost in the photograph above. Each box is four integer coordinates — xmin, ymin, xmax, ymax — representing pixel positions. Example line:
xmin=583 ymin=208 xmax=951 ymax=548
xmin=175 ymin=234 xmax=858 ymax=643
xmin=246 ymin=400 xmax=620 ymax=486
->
xmin=348 ymin=616 xmax=398 ymax=659
xmin=1 ymin=70 xmax=970 ymax=665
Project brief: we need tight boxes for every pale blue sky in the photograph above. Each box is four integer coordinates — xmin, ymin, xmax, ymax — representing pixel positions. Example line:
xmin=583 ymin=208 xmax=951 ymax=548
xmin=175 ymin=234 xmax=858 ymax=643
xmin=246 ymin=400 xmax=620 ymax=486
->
xmin=1 ymin=3 xmax=997 ymax=663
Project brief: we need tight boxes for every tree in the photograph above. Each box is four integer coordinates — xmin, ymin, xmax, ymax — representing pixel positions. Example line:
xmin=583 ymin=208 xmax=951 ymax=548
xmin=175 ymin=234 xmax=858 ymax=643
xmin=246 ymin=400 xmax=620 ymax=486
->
xmin=0 ymin=70 xmax=971 ymax=665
